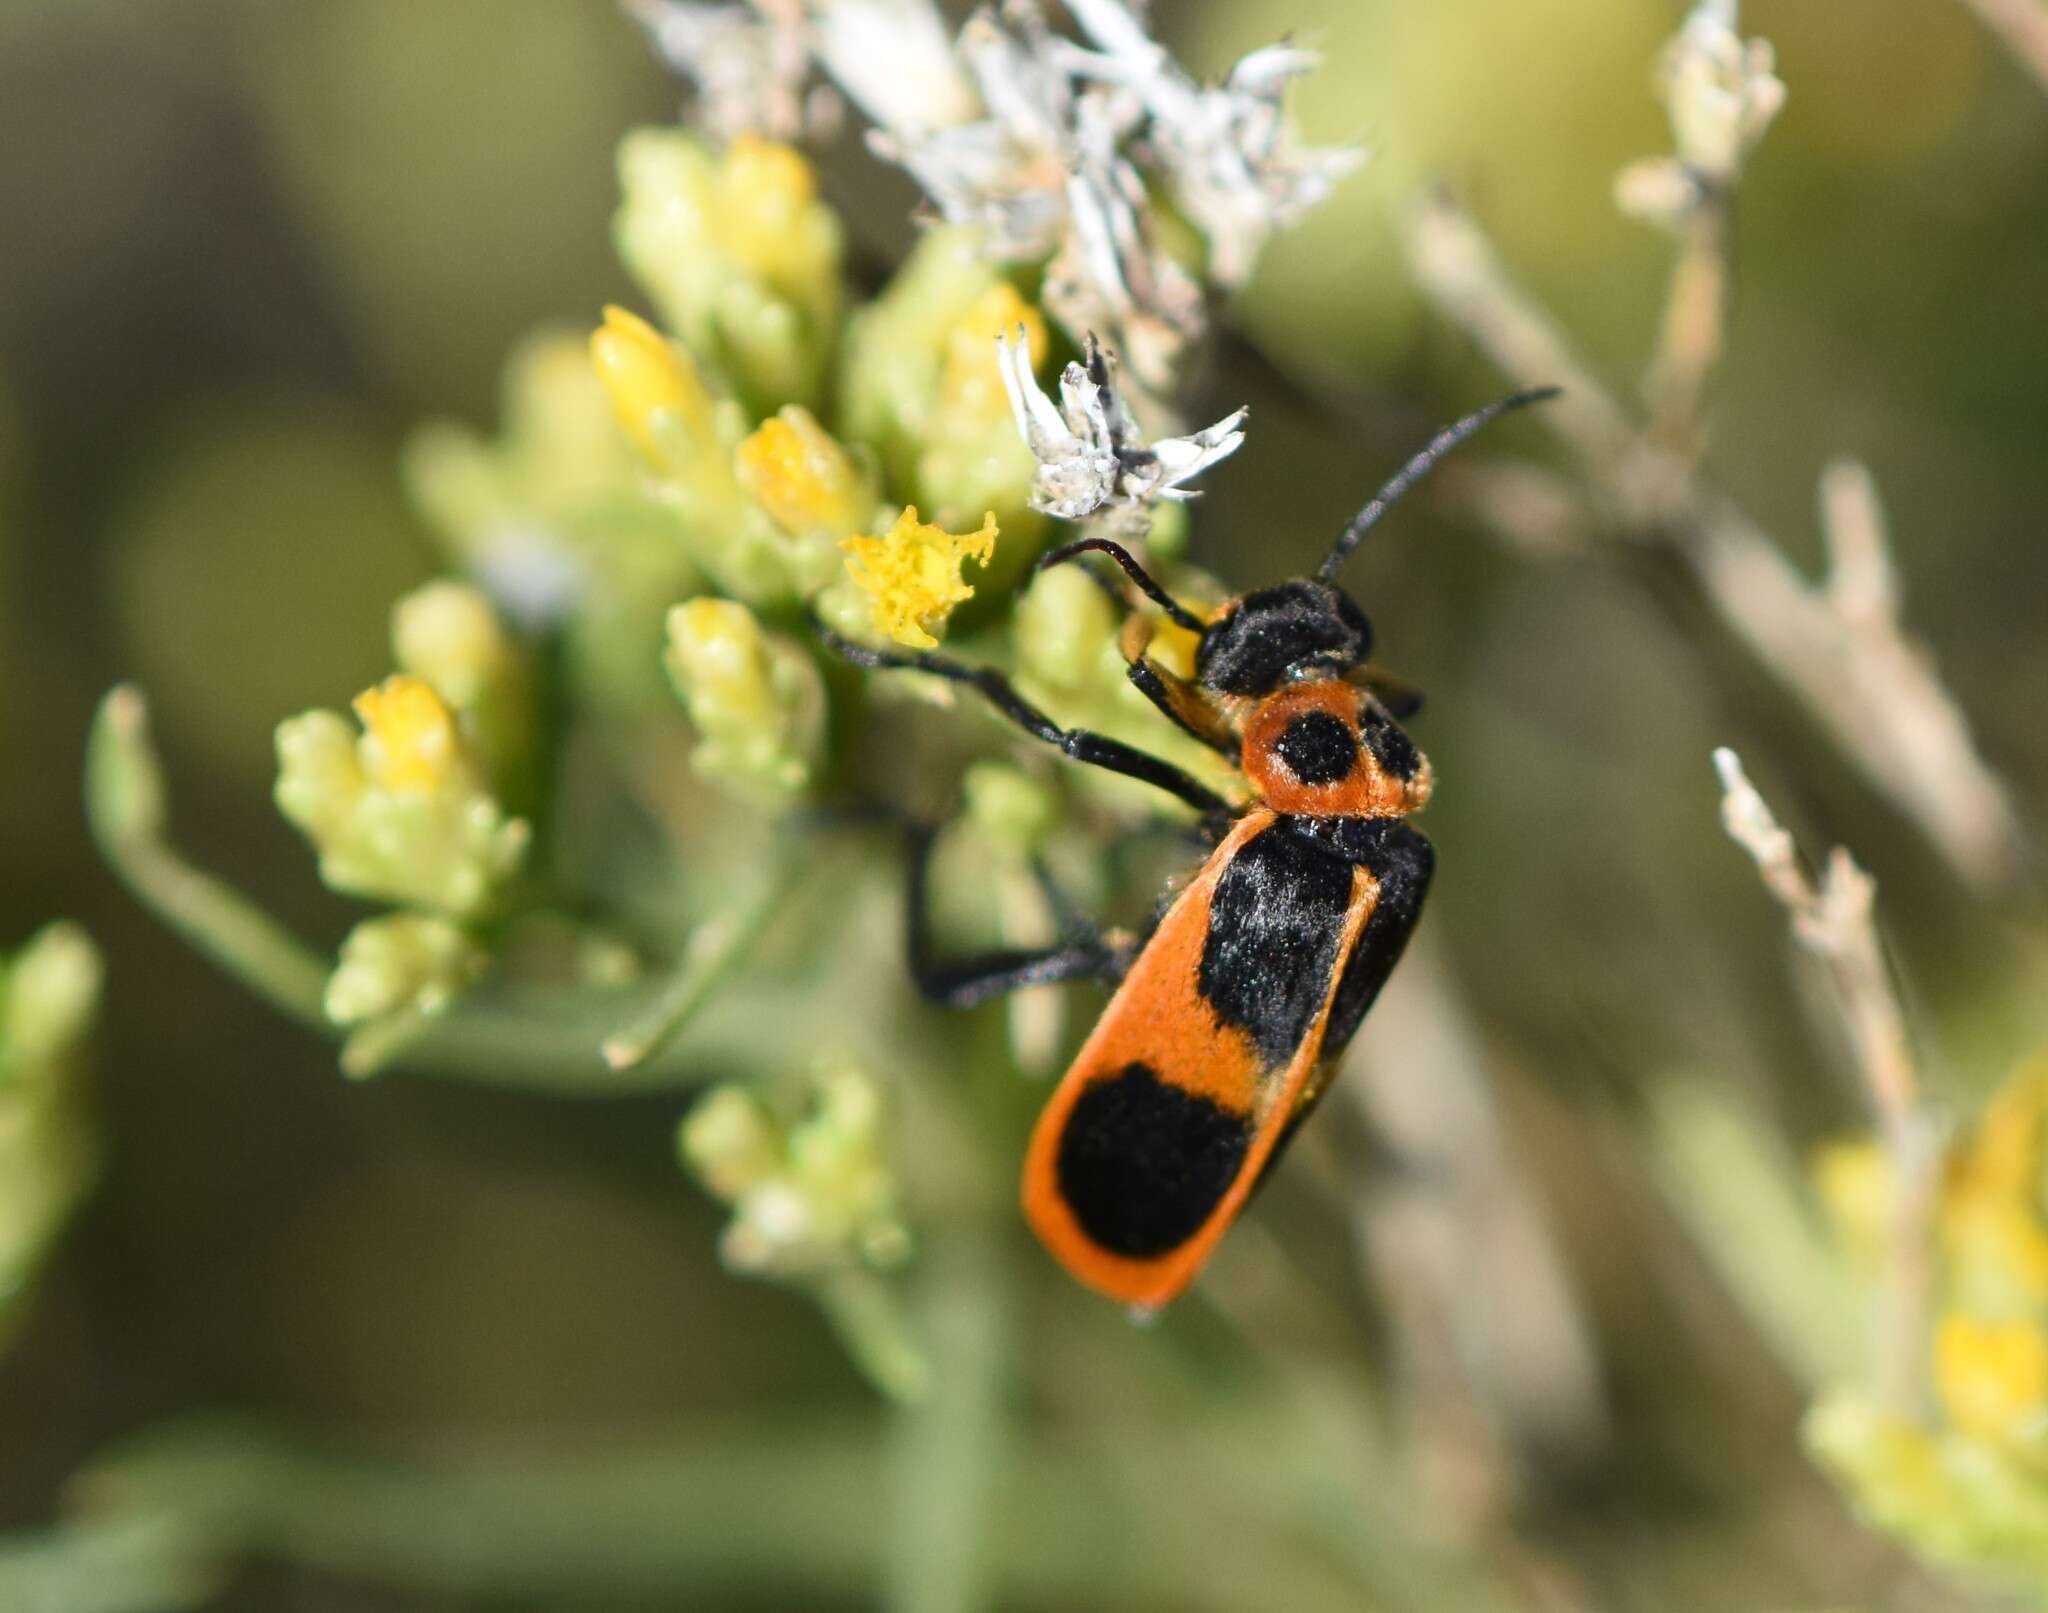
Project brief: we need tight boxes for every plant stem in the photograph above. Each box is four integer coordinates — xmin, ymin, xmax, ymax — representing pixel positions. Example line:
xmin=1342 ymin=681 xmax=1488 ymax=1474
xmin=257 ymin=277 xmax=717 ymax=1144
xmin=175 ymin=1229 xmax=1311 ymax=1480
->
xmin=85 ymin=687 xmax=330 ymax=1026
xmin=883 ymin=1235 xmax=1008 ymax=1613
xmin=1958 ymin=0 xmax=2048 ymax=94
xmin=1402 ymin=194 xmax=2028 ymax=892
xmin=600 ymin=848 xmax=807 ymax=1071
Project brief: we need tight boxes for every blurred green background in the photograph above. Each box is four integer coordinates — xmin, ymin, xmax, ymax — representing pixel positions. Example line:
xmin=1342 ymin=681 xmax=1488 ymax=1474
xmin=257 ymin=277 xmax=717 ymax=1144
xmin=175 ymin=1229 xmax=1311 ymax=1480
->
xmin=2 ymin=0 xmax=2046 ymax=1607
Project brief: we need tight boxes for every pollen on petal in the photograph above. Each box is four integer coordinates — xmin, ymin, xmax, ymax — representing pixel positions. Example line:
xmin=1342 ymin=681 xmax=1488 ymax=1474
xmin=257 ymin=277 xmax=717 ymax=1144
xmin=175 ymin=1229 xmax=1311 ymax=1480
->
xmin=353 ymin=675 xmax=460 ymax=794
xmin=840 ymin=506 xmax=1000 ymax=649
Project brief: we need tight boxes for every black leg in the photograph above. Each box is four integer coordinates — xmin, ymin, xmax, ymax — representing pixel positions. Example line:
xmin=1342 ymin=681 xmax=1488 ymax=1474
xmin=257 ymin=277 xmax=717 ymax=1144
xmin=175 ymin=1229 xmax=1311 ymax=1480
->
xmin=818 ymin=626 xmax=1233 ymax=818
xmin=1125 ymin=657 xmax=1238 ymax=758
xmin=904 ymin=822 xmax=1129 ymax=1007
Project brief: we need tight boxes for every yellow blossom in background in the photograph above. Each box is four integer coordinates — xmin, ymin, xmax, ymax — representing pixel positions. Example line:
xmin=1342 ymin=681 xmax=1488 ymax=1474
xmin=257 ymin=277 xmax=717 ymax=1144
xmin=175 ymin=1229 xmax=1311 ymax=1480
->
xmin=614 ymin=128 xmax=843 ymax=413
xmin=1944 ymin=1059 xmax=2048 ymax=1310
xmin=840 ymin=506 xmax=998 ymax=649
xmin=715 ymin=135 xmax=830 ymax=284
xmin=590 ymin=304 xmax=714 ymax=467
xmin=940 ymin=284 xmax=1047 ymax=422
xmin=735 ymin=408 xmax=869 ymax=538
xmin=1934 ymin=1316 xmax=2048 ymax=1444
xmin=1813 ymin=1138 xmax=1891 ymax=1270
xmin=353 ymin=676 xmax=461 ymax=794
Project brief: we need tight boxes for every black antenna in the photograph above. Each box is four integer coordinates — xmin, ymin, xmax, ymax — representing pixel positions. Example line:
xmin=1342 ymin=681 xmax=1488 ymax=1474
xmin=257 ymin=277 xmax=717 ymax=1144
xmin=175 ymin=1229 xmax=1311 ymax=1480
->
xmin=1318 ymin=387 xmax=1561 ymax=583
xmin=1031 ymin=537 xmax=1208 ymax=634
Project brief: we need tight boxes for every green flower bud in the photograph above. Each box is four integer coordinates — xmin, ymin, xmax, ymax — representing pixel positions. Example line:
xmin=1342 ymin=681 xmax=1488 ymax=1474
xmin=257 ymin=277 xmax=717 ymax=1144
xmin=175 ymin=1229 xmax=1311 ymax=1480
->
xmin=680 ymin=1086 xmax=786 ymax=1204
xmin=2 ymin=922 xmax=103 ymax=1082
xmin=324 ymin=913 xmax=485 ymax=1027
xmin=614 ymin=130 xmax=843 ymax=416
xmin=0 ymin=923 xmax=103 ymax=1341
xmin=1013 ymin=563 xmax=1121 ymax=694
xmin=406 ymin=329 xmax=681 ymax=626
xmin=663 ymin=599 xmax=825 ymax=804
xmin=275 ymin=676 xmax=530 ymax=917
xmin=681 ymin=1069 xmax=911 ymax=1282
xmin=963 ymin=762 xmax=1057 ymax=859
xmin=391 ymin=581 xmax=531 ymax=797
xmin=839 ymin=228 xmax=1003 ymax=489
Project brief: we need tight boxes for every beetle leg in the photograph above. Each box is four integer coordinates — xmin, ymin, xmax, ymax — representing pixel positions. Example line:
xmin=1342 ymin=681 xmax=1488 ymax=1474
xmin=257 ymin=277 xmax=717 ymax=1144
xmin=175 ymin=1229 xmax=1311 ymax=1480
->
xmin=817 ymin=626 xmax=1233 ymax=818
xmin=904 ymin=821 xmax=1131 ymax=1007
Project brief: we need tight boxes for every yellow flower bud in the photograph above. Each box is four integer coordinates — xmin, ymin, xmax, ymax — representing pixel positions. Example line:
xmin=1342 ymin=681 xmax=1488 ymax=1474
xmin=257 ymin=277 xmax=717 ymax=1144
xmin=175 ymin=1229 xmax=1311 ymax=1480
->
xmin=1934 ymin=1314 xmax=2048 ymax=1443
xmin=735 ymin=408 xmax=868 ymax=538
xmin=940 ymin=284 xmax=1047 ymax=422
xmin=615 ymin=129 xmax=843 ymax=414
xmin=840 ymin=506 xmax=998 ymax=650
xmin=717 ymin=135 xmax=827 ymax=279
xmin=589 ymin=305 xmax=713 ymax=467
xmin=663 ymin=597 xmax=825 ymax=803
xmin=352 ymin=676 xmax=461 ymax=795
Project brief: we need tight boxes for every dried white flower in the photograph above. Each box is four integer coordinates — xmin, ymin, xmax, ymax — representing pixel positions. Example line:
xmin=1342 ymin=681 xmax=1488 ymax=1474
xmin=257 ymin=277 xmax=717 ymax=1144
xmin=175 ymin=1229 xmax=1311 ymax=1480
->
xmin=1660 ymin=0 xmax=1785 ymax=182
xmin=1059 ymin=0 xmax=1361 ymax=288
xmin=626 ymin=0 xmax=824 ymax=144
xmin=631 ymin=0 xmax=1349 ymax=390
xmin=866 ymin=3 xmax=1200 ymax=388
xmin=995 ymin=327 xmax=1246 ymax=529
xmin=809 ymin=0 xmax=979 ymax=139
xmin=866 ymin=6 xmax=1076 ymax=260
xmin=1616 ymin=1 xmax=1784 ymax=231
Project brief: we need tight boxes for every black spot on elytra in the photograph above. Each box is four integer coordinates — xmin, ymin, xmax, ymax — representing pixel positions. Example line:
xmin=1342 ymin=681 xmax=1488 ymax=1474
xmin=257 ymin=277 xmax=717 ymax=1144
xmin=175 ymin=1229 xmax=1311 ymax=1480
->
xmin=1359 ymin=705 xmax=1421 ymax=781
xmin=1272 ymin=710 xmax=1359 ymax=785
xmin=1057 ymin=1062 xmax=1251 ymax=1257
xmin=1319 ymin=820 xmax=1434 ymax=1053
xmin=1198 ymin=822 xmax=1355 ymax=1068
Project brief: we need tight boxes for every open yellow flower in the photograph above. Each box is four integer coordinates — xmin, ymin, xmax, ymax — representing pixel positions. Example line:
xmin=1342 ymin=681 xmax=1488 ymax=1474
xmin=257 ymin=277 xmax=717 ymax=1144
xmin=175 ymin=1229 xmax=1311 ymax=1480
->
xmin=840 ymin=506 xmax=998 ymax=649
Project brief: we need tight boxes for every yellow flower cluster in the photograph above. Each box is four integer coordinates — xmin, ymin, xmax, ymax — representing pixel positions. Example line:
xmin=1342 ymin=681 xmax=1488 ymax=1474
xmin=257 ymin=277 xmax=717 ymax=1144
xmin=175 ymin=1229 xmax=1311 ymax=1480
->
xmin=1807 ymin=1056 xmax=2048 ymax=1588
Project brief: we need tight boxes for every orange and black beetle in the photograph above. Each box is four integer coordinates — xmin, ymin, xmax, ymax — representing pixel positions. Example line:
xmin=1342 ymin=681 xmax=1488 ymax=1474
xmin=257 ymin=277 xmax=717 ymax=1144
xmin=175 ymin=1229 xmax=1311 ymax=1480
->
xmin=824 ymin=388 xmax=1555 ymax=1309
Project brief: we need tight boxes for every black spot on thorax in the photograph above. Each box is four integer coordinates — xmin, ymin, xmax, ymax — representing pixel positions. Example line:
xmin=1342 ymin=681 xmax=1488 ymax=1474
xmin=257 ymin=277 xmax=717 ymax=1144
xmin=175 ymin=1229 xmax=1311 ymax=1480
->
xmin=1197 ymin=822 xmax=1357 ymax=1069
xmin=1271 ymin=709 xmax=1359 ymax=785
xmin=1359 ymin=706 xmax=1421 ymax=781
xmin=1057 ymin=1062 xmax=1251 ymax=1258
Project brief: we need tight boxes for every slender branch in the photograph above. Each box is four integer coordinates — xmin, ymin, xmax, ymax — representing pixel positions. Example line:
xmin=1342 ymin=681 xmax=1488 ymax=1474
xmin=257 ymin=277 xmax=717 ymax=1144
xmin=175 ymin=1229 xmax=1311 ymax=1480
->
xmin=74 ymin=1414 xmax=1421 ymax=1610
xmin=85 ymin=687 xmax=331 ymax=1026
xmin=1713 ymin=748 xmax=1939 ymax=1412
xmin=881 ymin=1236 xmax=1008 ymax=1613
xmin=1642 ymin=203 xmax=1730 ymax=460
xmin=1957 ymin=0 xmax=2048 ymax=95
xmin=0 ymin=1513 xmax=216 ymax=1613
xmin=600 ymin=849 xmax=808 ymax=1071
xmin=1403 ymin=193 xmax=2027 ymax=892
